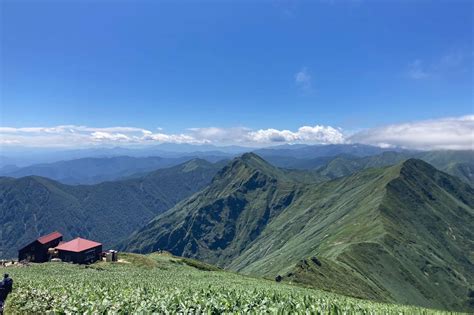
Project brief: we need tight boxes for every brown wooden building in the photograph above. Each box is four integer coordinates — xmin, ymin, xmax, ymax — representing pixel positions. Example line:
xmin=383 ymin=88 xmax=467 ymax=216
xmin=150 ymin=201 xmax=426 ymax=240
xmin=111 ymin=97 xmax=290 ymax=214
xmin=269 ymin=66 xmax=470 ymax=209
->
xmin=55 ymin=237 xmax=102 ymax=264
xmin=18 ymin=231 xmax=63 ymax=262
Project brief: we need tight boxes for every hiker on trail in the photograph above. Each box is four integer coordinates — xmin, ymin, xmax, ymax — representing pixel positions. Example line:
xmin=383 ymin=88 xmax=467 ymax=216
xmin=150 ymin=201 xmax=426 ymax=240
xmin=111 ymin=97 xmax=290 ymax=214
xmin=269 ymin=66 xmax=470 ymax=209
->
xmin=0 ymin=274 xmax=13 ymax=314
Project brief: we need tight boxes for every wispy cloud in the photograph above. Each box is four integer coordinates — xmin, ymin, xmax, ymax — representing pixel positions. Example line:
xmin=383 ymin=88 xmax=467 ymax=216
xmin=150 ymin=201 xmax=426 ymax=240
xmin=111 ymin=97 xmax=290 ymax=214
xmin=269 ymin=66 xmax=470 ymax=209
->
xmin=1 ymin=116 xmax=472 ymax=150
xmin=406 ymin=50 xmax=470 ymax=80
xmin=273 ymin=0 xmax=299 ymax=18
xmin=439 ymin=51 xmax=465 ymax=68
xmin=407 ymin=59 xmax=429 ymax=79
xmin=295 ymin=67 xmax=313 ymax=92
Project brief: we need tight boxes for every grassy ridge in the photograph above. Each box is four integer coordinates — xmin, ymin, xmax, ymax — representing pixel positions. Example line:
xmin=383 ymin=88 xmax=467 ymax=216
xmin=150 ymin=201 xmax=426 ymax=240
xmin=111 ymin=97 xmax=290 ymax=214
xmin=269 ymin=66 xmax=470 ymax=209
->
xmin=3 ymin=253 xmax=457 ymax=314
xmin=122 ymin=155 xmax=474 ymax=311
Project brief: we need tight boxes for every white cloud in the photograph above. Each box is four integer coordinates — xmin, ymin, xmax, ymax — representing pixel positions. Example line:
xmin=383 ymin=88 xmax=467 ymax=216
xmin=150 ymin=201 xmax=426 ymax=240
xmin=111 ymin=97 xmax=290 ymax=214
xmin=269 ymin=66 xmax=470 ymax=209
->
xmin=142 ymin=132 xmax=206 ymax=144
xmin=297 ymin=125 xmax=345 ymax=143
xmin=0 ymin=139 xmax=20 ymax=145
xmin=247 ymin=125 xmax=344 ymax=144
xmin=248 ymin=128 xmax=298 ymax=143
xmin=0 ymin=116 xmax=472 ymax=150
xmin=91 ymin=132 xmax=130 ymax=142
xmin=349 ymin=115 xmax=474 ymax=150
xmin=295 ymin=67 xmax=312 ymax=91
xmin=187 ymin=127 xmax=249 ymax=141
xmin=0 ymin=124 xmax=345 ymax=148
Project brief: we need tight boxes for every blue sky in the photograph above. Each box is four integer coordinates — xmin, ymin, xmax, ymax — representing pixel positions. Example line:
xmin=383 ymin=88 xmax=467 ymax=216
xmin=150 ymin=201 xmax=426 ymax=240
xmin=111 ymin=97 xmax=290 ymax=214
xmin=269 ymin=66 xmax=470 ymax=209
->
xmin=0 ymin=0 xmax=472 ymax=149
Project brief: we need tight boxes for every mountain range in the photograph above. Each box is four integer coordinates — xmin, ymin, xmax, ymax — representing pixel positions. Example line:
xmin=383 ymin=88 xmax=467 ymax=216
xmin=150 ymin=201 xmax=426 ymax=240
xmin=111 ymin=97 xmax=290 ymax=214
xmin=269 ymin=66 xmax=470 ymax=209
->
xmin=313 ymin=150 xmax=474 ymax=186
xmin=3 ymin=145 xmax=471 ymax=187
xmin=1 ymin=146 xmax=472 ymax=311
xmin=121 ymin=153 xmax=474 ymax=311
xmin=0 ymin=143 xmax=247 ymax=168
xmin=0 ymin=143 xmax=389 ymax=180
xmin=0 ymin=155 xmax=229 ymax=185
xmin=3 ymin=143 xmax=378 ymax=168
xmin=0 ymin=159 xmax=225 ymax=258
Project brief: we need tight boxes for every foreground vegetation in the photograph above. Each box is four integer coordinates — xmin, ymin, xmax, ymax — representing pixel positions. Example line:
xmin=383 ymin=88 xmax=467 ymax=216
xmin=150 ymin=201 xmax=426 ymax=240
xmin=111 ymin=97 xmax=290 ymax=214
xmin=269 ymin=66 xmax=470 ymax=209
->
xmin=3 ymin=253 xmax=455 ymax=314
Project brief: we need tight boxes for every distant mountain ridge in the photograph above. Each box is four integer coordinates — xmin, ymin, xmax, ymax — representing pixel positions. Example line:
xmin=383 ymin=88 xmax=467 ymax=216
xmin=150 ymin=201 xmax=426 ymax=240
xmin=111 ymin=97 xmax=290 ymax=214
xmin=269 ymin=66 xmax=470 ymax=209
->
xmin=314 ymin=150 xmax=474 ymax=186
xmin=122 ymin=153 xmax=474 ymax=311
xmin=0 ymin=144 xmax=421 ymax=185
xmin=254 ymin=143 xmax=405 ymax=159
xmin=0 ymin=143 xmax=402 ymax=168
xmin=0 ymin=155 xmax=228 ymax=185
xmin=0 ymin=143 xmax=248 ymax=167
xmin=0 ymin=159 xmax=225 ymax=258
xmin=2 ymin=148 xmax=471 ymax=186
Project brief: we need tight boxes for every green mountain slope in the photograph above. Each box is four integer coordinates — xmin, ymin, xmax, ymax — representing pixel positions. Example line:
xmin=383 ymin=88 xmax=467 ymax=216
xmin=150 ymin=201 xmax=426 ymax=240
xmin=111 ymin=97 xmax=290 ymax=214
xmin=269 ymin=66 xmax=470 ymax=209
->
xmin=122 ymin=154 xmax=474 ymax=311
xmin=0 ymin=159 xmax=224 ymax=259
xmin=236 ymin=159 xmax=473 ymax=310
xmin=120 ymin=154 xmax=308 ymax=266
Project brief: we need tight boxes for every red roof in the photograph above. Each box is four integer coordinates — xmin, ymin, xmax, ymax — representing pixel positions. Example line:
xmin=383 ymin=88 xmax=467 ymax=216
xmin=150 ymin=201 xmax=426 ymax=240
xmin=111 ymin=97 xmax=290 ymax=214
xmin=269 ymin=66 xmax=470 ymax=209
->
xmin=37 ymin=231 xmax=63 ymax=244
xmin=55 ymin=237 xmax=102 ymax=253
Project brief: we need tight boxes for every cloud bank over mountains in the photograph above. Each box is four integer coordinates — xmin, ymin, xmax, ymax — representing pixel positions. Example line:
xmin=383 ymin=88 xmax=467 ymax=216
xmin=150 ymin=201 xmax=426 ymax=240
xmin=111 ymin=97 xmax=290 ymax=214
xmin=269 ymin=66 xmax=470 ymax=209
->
xmin=348 ymin=115 xmax=473 ymax=150
xmin=1 ymin=115 xmax=472 ymax=150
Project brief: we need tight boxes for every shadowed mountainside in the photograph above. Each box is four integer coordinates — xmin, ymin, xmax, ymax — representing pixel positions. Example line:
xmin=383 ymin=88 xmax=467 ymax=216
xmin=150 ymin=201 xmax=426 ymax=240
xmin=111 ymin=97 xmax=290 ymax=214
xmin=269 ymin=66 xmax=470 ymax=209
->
xmin=0 ymin=159 xmax=226 ymax=258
